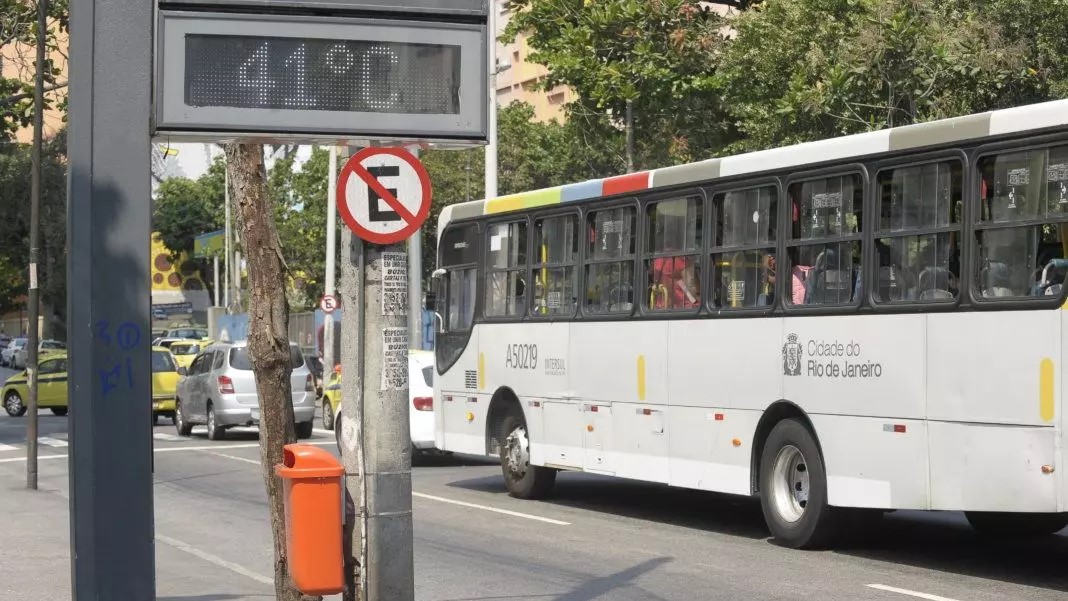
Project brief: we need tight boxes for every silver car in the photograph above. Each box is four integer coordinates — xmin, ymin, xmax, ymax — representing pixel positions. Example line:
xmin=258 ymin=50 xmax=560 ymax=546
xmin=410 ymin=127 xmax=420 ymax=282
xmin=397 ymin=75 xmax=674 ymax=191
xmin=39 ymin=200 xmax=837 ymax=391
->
xmin=174 ymin=341 xmax=316 ymax=440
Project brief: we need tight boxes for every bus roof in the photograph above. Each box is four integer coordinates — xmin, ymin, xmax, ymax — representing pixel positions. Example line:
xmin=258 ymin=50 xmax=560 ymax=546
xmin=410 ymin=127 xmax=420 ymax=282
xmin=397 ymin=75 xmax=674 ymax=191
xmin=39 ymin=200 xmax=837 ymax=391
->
xmin=438 ymin=98 xmax=1068 ymax=236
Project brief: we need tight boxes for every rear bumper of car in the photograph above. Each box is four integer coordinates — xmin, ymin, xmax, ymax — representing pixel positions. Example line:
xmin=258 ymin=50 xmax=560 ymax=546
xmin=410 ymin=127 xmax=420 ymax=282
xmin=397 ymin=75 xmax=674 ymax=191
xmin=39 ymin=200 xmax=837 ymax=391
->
xmin=152 ymin=396 xmax=176 ymax=413
xmin=246 ymin=405 xmax=316 ymax=426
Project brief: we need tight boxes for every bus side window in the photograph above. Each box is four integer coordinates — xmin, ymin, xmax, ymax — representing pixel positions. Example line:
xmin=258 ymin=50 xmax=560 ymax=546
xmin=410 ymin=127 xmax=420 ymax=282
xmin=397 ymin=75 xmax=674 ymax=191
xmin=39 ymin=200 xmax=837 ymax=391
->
xmin=644 ymin=196 xmax=702 ymax=312
xmin=786 ymin=174 xmax=862 ymax=306
xmin=585 ymin=207 xmax=637 ymax=315
xmin=976 ymin=145 xmax=1068 ymax=300
xmin=485 ymin=221 xmax=527 ymax=317
xmin=710 ymin=185 xmax=776 ymax=309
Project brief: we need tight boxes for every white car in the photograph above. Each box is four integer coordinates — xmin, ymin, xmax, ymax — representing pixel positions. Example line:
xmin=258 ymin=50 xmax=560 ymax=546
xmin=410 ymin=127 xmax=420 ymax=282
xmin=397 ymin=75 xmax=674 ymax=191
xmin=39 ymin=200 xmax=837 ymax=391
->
xmin=12 ymin=339 xmax=65 ymax=369
xmin=408 ymin=349 xmax=436 ymax=452
xmin=1 ymin=338 xmax=25 ymax=367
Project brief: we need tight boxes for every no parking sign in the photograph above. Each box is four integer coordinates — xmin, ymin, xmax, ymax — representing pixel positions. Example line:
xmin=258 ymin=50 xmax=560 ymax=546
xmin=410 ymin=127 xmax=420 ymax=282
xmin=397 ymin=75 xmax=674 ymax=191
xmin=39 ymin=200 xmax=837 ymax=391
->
xmin=336 ymin=147 xmax=432 ymax=245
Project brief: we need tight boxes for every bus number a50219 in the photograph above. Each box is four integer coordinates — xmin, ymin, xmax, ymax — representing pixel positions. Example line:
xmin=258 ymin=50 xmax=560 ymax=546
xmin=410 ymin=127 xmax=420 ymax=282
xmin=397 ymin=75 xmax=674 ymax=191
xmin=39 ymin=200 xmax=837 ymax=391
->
xmin=505 ymin=344 xmax=538 ymax=370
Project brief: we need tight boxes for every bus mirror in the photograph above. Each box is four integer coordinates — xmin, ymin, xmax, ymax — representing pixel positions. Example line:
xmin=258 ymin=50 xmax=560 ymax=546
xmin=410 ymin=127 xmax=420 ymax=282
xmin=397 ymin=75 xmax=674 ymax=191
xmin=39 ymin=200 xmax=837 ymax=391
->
xmin=433 ymin=311 xmax=445 ymax=334
xmin=431 ymin=268 xmax=446 ymax=279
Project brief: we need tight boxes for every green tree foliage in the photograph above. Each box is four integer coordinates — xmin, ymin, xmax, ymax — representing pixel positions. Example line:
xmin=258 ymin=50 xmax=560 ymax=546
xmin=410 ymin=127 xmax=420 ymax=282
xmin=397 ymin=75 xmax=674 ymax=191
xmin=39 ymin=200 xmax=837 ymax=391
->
xmin=271 ymin=147 xmax=334 ymax=310
xmin=717 ymin=0 xmax=1068 ymax=151
xmin=503 ymin=0 xmax=738 ymax=167
xmin=0 ymin=0 xmax=69 ymax=138
xmin=152 ymin=166 xmax=225 ymax=257
xmin=0 ymin=129 xmax=67 ymax=324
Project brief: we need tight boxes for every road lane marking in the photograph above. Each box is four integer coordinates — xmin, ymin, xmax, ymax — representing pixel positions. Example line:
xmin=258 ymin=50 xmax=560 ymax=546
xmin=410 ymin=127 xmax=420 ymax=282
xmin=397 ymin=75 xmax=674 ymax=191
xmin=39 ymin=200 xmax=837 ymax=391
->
xmin=0 ymin=443 xmax=18 ymax=451
xmin=157 ymin=534 xmax=273 ymax=586
xmin=153 ymin=433 xmax=181 ymax=442
xmin=413 ymin=492 xmax=571 ymax=526
xmin=206 ymin=451 xmax=262 ymax=466
xmin=0 ymin=440 xmax=334 ymax=463
xmin=867 ymin=584 xmax=961 ymax=601
xmin=39 ymin=437 xmax=68 ymax=448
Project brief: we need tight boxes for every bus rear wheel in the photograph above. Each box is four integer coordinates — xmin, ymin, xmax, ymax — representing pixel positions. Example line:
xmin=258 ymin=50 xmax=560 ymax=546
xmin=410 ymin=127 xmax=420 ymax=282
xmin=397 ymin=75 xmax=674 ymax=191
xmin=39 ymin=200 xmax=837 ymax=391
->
xmin=759 ymin=418 xmax=839 ymax=549
xmin=498 ymin=413 xmax=555 ymax=499
xmin=966 ymin=512 xmax=1068 ymax=537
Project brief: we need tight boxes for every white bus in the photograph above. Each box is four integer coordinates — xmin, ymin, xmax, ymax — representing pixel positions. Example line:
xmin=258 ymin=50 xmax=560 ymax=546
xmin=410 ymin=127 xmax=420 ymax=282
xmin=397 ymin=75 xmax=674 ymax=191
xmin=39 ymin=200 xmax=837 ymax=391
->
xmin=430 ymin=99 xmax=1068 ymax=548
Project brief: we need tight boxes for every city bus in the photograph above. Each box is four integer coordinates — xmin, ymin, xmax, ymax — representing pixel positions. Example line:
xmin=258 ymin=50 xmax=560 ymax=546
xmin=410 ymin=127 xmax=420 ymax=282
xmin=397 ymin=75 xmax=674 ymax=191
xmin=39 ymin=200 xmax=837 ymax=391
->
xmin=430 ymin=99 xmax=1068 ymax=548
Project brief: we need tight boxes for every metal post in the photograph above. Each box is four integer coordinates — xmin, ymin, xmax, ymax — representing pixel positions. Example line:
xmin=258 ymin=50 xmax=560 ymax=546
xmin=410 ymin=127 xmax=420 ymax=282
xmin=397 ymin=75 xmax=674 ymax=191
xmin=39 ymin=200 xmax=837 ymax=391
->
xmin=407 ymin=150 xmax=422 ymax=350
xmin=339 ymin=225 xmax=414 ymax=601
xmin=213 ymin=255 xmax=220 ymax=307
xmin=67 ymin=0 xmax=154 ymax=595
xmin=25 ymin=0 xmax=48 ymax=491
xmin=224 ymin=167 xmax=231 ymax=311
xmin=324 ymin=146 xmax=338 ymax=370
xmin=485 ymin=2 xmax=498 ymax=199
xmin=625 ymin=98 xmax=634 ymax=173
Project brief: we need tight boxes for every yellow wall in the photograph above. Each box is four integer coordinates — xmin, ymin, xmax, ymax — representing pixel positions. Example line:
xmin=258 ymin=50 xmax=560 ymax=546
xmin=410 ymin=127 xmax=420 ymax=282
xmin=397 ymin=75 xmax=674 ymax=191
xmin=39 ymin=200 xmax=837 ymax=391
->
xmin=151 ymin=233 xmax=207 ymax=293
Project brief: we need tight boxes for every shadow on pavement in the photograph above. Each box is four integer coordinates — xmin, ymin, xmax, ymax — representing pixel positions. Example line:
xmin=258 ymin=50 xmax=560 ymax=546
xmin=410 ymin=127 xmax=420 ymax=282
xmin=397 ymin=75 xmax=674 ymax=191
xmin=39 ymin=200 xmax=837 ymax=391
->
xmin=445 ymin=471 xmax=768 ymax=540
xmin=414 ymin=452 xmax=496 ymax=468
xmin=553 ymin=557 xmax=671 ymax=601
xmin=834 ymin=510 xmax=1068 ymax=593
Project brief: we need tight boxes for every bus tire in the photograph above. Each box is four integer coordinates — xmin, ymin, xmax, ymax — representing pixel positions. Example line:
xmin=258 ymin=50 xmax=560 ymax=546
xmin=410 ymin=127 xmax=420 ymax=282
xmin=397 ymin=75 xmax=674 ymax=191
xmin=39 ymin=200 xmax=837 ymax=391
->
xmin=759 ymin=418 xmax=838 ymax=549
xmin=498 ymin=413 xmax=555 ymax=499
xmin=965 ymin=512 xmax=1068 ymax=537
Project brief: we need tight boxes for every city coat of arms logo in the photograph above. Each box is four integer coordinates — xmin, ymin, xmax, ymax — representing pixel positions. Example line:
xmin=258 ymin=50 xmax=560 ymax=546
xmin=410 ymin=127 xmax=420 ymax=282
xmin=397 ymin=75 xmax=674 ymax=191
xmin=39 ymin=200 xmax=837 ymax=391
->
xmin=783 ymin=333 xmax=803 ymax=376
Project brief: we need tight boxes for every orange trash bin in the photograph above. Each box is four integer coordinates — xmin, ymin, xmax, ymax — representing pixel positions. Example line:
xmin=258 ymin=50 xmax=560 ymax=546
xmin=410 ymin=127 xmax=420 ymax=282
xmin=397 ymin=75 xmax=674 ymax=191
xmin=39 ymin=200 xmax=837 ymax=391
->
xmin=275 ymin=443 xmax=345 ymax=595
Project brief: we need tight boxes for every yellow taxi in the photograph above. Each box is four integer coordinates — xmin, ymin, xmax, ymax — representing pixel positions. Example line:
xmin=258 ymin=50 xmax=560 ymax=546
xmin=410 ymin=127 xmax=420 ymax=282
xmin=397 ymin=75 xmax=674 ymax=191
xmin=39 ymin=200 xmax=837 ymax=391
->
xmin=321 ymin=365 xmax=342 ymax=430
xmin=167 ymin=339 xmax=210 ymax=370
xmin=2 ymin=352 xmax=69 ymax=417
xmin=152 ymin=346 xmax=180 ymax=424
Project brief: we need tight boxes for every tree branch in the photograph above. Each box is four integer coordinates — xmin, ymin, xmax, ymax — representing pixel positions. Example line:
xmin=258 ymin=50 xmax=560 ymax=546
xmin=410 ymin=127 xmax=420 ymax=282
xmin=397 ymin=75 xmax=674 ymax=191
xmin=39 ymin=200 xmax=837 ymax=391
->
xmin=0 ymin=80 xmax=67 ymax=107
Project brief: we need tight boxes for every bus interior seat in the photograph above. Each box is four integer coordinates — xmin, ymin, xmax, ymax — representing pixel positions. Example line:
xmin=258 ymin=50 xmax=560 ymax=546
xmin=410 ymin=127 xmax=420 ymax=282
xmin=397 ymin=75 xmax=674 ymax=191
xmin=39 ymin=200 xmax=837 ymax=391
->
xmin=1035 ymin=258 xmax=1068 ymax=296
xmin=609 ymin=284 xmax=634 ymax=313
xmin=917 ymin=267 xmax=954 ymax=300
xmin=981 ymin=261 xmax=1014 ymax=297
xmin=805 ymin=248 xmax=853 ymax=304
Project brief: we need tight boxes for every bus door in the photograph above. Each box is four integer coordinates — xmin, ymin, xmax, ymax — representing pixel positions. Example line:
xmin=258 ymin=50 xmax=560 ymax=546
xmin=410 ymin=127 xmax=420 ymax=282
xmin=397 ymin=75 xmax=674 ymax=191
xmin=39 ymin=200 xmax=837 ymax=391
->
xmin=582 ymin=402 xmax=614 ymax=474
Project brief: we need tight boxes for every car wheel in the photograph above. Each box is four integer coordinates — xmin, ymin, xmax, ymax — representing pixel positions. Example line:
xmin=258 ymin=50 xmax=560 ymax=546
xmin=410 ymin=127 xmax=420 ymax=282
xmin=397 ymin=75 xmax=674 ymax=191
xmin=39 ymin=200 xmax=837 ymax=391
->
xmin=966 ymin=512 xmax=1068 ymax=537
xmin=206 ymin=404 xmax=225 ymax=441
xmin=50 ymin=407 xmax=68 ymax=417
xmin=4 ymin=390 xmax=26 ymax=417
xmin=322 ymin=400 xmax=334 ymax=430
xmin=759 ymin=418 xmax=840 ymax=549
xmin=174 ymin=400 xmax=193 ymax=436
xmin=296 ymin=420 xmax=314 ymax=440
xmin=498 ymin=413 xmax=556 ymax=499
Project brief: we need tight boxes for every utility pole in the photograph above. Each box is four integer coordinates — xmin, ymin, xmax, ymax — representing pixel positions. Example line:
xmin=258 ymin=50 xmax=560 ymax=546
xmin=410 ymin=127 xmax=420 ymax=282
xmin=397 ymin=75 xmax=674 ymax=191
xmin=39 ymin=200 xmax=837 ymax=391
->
xmin=224 ymin=166 xmax=231 ymax=311
xmin=323 ymin=146 xmax=338 ymax=370
xmin=625 ymin=98 xmax=635 ymax=173
xmin=337 ymin=148 xmax=417 ymax=601
xmin=485 ymin=4 xmax=498 ymax=199
xmin=25 ymin=0 xmax=48 ymax=491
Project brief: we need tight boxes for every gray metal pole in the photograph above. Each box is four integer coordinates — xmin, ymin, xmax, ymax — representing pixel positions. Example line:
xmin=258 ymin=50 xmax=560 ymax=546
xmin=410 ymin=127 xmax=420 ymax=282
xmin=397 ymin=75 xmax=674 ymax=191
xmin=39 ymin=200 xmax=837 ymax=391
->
xmin=323 ymin=146 xmax=338 ymax=370
xmin=485 ymin=6 xmax=498 ymax=199
xmin=408 ymin=149 xmax=422 ymax=350
xmin=338 ymin=212 xmax=414 ymax=600
xmin=224 ymin=167 xmax=231 ymax=311
xmin=213 ymin=255 xmax=220 ymax=307
xmin=25 ymin=0 xmax=47 ymax=491
xmin=67 ymin=0 xmax=154 ymax=596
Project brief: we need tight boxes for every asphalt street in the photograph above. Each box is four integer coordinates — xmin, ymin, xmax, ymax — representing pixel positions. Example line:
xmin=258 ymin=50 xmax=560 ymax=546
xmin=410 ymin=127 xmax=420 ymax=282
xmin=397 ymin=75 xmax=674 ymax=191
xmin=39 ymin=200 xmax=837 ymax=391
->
xmin=1 ymin=365 xmax=1067 ymax=601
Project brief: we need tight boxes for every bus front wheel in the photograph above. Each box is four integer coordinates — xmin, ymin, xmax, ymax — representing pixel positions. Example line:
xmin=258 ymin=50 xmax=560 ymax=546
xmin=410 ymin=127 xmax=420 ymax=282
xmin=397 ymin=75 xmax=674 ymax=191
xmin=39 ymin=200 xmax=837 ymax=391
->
xmin=966 ymin=512 xmax=1068 ymax=537
xmin=759 ymin=418 xmax=839 ymax=549
xmin=498 ymin=413 xmax=556 ymax=499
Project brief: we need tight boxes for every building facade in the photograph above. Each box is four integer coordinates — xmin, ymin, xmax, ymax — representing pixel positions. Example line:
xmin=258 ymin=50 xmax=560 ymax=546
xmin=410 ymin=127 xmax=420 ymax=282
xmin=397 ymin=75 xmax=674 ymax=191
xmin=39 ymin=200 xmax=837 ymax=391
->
xmin=493 ymin=0 xmax=574 ymax=122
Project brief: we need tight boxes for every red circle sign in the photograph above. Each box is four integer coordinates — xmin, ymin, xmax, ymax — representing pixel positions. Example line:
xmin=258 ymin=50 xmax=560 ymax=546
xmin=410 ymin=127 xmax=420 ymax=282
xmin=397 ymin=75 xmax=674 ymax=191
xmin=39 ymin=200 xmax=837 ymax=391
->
xmin=337 ymin=147 xmax=433 ymax=245
xmin=320 ymin=294 xmax=340 ymax=313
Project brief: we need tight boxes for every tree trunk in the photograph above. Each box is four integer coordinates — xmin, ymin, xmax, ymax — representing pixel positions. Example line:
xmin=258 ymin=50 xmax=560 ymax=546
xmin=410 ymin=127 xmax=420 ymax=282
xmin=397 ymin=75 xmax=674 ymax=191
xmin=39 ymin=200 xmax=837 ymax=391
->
xmin=225 ymin=143 xmax=320 ymax=601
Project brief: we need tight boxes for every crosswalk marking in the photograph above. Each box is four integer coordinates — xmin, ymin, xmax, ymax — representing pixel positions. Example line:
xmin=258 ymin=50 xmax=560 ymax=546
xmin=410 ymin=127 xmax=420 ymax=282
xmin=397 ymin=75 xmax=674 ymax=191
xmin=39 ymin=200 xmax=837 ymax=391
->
xmin=0 ymin=443 xmax=17 ymax=452
xmin=153 ymin=433 xmax=182 ymax=442
xmin=39 ymin=437 xmax=68 ymax=448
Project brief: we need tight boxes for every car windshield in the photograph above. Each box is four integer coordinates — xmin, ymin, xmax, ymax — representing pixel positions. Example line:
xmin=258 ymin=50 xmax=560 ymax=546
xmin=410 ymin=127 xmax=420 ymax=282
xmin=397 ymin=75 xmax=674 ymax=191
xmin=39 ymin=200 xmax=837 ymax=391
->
xmin=14 ymin=339 xmax=26 ymax=348
xmin=171 ymin=344 xmax=199 ymax=356
xmin=152 ymin=351 xmax=176 ymax=373
xmin=229 ymin=345 xmax=304 ymax=371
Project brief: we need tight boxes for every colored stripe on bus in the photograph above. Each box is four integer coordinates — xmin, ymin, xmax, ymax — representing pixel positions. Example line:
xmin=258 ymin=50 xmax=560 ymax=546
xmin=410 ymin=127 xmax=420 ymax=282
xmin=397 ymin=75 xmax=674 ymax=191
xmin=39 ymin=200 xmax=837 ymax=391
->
xmin=561 ymin=179 xmax=603 ymax=203
xmin=602 ymin=171 xmax=650 ymax=196
xmin=484 ymin=187 xmax=562 ymax=214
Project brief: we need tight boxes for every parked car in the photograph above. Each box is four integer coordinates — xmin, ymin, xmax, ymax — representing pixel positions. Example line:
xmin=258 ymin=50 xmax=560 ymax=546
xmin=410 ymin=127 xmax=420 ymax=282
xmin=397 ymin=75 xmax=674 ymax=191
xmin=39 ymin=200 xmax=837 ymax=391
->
xmin=2 ymin=352 xmax=69 ymax=417
xmin=0 ymin=333 xmax=10 ymax=349
xmin=152 ymin=346 xmax=179 ymax=424
xmin=12 ymin=339 xmax=65 ymax=369
xmin=1 ymin=338 xmax=26 ymax=368
xmin=304 ymin=354 xmax=324 ymax=398
xmin=321 ymin=349 xmax=438 ymax=461
xmin=174 ymin=341 xmax=315 ymax=440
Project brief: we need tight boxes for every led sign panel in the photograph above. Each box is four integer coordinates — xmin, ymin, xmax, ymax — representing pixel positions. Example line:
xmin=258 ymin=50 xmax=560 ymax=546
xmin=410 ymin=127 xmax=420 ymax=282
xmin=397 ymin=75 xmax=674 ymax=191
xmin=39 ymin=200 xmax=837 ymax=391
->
xmin=154 ymin=11 xmax=487 ymax=143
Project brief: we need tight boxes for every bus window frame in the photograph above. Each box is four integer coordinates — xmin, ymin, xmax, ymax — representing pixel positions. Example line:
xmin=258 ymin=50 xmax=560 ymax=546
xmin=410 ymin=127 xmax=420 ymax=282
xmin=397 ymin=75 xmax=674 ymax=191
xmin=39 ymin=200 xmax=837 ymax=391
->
xmin=704 ymin=176 xmax=783 ymax=318
xmin=969 ymin=134 xmax=1068 ymax=310
xmin=636 ymin=186 xmax=710 ymax=319
xmin=437 ymin=220 xmax=482 ymax=334
xmin=576 ymin=197 xmax=642 ymax=321
xmin=529 ymin=206 xmax=582 ymax=321
xmin=867 ymin=149 xmax=969 ymax=312
xmin=780 ymin=163 xmax=869 ymax=315
xmin=481 ymin=215 xmax=532 ymax=323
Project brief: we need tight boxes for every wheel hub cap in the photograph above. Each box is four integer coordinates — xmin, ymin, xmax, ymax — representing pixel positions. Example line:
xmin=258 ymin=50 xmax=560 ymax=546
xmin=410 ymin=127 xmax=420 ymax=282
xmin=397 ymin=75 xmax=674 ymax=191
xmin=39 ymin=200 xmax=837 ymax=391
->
xmin=5 ymin=394 xmax=19 ymax=413
xmin=504 ymin=426 xmax=530 ymax=479
xmin=771 ymin=444 xmax=810 ymax=523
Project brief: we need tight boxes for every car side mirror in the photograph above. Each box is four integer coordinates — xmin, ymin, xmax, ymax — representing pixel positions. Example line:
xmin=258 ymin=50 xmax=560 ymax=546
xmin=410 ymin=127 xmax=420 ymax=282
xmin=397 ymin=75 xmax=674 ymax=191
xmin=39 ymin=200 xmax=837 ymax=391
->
xmin=177 ymin=367 xmax=187 ymax=376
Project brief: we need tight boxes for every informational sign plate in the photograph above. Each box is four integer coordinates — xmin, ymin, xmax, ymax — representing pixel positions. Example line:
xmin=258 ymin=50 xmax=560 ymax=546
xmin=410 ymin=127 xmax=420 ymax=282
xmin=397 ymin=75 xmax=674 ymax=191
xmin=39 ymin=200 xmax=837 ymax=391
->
xmin=153 ymin=11 xmax=487 ymax=143
xmin=381 ymin=327 xmax=408 ymax=391
xmin=337 ymin=147 xmax=432 ymax=245
xmin=381 ymin=252 xmax=408 ymax=316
